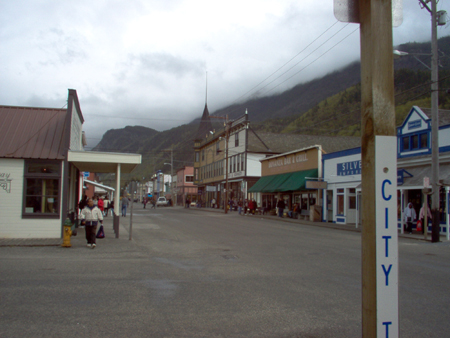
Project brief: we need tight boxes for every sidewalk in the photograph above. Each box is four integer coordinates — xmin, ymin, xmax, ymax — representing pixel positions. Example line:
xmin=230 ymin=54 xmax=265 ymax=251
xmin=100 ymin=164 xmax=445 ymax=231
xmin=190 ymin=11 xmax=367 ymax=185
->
xmin=0 ymin=216 xmax=125 ymax=248
xmin=190 ymin=205 xmax=445 ymax=242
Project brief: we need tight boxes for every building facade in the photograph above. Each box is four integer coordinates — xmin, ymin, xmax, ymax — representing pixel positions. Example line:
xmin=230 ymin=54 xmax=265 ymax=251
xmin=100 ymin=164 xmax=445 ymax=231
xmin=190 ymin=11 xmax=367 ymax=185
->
xmin=194 ymin=112 xmax=275 ymax=208
xmin=175 ymin=166 xmax=197 ymax=205
xmin=0 ymin=90 xmax=141 ymax=238
xmin=322 ymin=106 xmax=450 ymax=237
xmin=248 ymin=145 xmax=322 ymax=216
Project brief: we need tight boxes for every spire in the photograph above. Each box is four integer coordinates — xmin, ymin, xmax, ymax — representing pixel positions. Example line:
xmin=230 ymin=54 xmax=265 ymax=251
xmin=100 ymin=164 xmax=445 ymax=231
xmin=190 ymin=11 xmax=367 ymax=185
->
xmin=195 ymin=104 xmax=213 ymax=139
xmin=194 ymin=73 xmax=214 ymax=141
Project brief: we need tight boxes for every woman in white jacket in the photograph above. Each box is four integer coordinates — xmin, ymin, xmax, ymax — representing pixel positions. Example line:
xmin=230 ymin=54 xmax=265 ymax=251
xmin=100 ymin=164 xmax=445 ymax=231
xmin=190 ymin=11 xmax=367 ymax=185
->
xmin=404 ymin=202 xmax=417 ymax=234
xmin=80 ymin=198 xmax=104 ymax=249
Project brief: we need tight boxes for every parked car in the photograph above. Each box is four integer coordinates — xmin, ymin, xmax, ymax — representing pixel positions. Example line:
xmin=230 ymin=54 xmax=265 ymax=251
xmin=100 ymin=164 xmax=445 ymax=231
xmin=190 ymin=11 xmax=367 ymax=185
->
xmin=156 ymin=197 xmax=168 ymax=207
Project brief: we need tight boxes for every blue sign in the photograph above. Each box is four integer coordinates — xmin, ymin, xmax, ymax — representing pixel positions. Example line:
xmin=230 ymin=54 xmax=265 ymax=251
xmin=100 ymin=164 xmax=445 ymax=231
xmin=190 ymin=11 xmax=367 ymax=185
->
xmin=397 ymin=169 xmax=413 ymax=186
xmin=337 ymin=160 xmax=361 ymax=176
xmin=408 ymin=120 xmax=421 ymax=130
xmin=83 ymin=172 xmax=90 ymax=178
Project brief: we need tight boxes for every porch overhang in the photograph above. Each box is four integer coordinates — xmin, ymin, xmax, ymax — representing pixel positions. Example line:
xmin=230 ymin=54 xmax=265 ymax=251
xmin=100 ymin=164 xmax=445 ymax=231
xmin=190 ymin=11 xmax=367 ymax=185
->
xmin=68 ymin=150 xmax=141 ymax=173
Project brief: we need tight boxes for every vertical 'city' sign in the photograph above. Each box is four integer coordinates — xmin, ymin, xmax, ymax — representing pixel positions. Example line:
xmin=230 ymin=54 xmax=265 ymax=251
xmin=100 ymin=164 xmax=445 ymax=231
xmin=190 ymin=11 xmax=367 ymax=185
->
xmin=375 ymin=136 xmax=399 ymax=337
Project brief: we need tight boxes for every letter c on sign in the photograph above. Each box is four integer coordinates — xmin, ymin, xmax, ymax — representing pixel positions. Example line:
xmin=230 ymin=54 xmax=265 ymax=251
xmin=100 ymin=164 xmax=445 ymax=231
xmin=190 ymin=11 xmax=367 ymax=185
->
xmin=382 ymin=180 xmax=392 ymax=201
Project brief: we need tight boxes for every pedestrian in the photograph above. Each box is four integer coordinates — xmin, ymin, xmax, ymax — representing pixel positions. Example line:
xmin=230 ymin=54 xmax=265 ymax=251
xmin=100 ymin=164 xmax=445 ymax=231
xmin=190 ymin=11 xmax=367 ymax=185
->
xmin=419 ymin=201 xmax=431 ymax=234
xmin=248 ymin=199 xmax=254 ymax=215
xmin=151 ymin=198 xmax=156 ymax=209
xmin=98 ymin=197 xmax=104 ymax=215
xmin=238 ymin=199 xmax=243 ymax=215
xmin=80 ymin=198 xmax=104 ymax=249
xmin=121 ymin=195 xmax=129 ymax=217
xmin=404 ymin=202 xmax=417 ymax=234
xmin=143 ymin=197 xmax=148 ymax=209
xmin=277 ymin=198 xmax=285 ymax=218
xmin=252 ymin=199 xmax=257 ymax=215
xmin=78 ymin=195 xmax=88 ymax=214
xmin=93 ymin=195 xmax=99 ymax=207
xmin=211 ymin=198 xmax=216 ymax=208
xmin=103 ymin=196 xmax=110 ymax=217
xmin=292 ymin=203 xmax=299 ymax=219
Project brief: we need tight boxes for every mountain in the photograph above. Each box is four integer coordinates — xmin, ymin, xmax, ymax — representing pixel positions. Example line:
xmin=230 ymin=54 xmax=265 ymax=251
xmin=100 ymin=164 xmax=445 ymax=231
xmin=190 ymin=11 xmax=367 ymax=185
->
xmin=94 ymin=36 xmax=450 ymax=183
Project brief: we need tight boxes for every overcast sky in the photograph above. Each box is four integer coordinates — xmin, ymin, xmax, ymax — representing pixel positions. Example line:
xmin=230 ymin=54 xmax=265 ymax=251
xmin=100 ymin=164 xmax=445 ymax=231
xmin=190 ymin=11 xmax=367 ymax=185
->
xmin=1 ymin=0 xmax=449 ymax=147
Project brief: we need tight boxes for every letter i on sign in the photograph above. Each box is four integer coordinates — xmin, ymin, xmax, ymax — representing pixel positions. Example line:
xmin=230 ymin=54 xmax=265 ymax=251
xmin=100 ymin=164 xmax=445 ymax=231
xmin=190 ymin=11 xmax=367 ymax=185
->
xmin=375 ymin=136 xmax=399 ymax=337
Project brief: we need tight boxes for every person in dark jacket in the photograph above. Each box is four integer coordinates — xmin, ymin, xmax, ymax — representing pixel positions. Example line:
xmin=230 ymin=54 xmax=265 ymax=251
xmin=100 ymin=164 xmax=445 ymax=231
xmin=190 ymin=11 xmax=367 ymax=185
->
xmin=276 ymin=198 xmax=285 ymax=218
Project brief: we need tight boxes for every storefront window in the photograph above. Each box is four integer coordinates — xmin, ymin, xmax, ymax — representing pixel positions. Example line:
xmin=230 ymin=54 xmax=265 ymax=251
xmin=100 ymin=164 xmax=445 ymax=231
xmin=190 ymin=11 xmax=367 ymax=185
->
xmin=348 ymin=188 xmax=356 ymax=209
xmin=337 ymin=188 xmax=344 ymax=215
xmin=23 ymin=160 xmax=61 ymax=218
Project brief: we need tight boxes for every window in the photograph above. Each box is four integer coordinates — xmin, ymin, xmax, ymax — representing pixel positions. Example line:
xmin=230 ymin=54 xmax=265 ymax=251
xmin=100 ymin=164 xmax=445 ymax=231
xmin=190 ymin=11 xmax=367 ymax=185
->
xmin=337 ymin=195 xmax=344 ymax=215
xmin=237 ymin=154 xmax=240 ymax=172
xmin=348 ymin=188 xmax=356 ymax=209
xmin=23 ymin=160 xmax=61 ymax=218
xmin=337 ymin=188 xmax=344 ymax=215
xmin=420 ymin=133 xmax=428 ymax=149
xmin=403 ymin=137 xmax=410 ymax=150
xmin=195 ymin=152 xmax=199 ymax=162
xmin=194 ymin=169 xmax=199 ymax=181
xmin=241 ymin=154 xmax=245 ymax=172
xmin=202 ymin=150 xmax=205 ymax=161
xmin=216 ymin=142 xmax=220 ymax=154
xmin=235 ymin=133 xmax=239 ymax=147
xmin=233 ymin=155 xmax=236 ymax=172
xmin=412 ymin=135 xmax=418 ymax=149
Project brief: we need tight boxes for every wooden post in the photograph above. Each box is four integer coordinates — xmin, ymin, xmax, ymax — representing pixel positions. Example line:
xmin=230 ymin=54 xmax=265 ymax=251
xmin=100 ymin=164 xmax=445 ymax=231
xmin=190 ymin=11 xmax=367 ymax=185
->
xmin=359 ymin=0 xmax=398 ymax=337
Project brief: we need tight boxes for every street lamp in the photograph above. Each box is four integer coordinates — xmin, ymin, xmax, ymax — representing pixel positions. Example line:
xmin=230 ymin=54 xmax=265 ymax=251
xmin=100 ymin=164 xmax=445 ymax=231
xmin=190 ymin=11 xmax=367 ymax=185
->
xmin=393 ymin=50 xmax=432 ymax=70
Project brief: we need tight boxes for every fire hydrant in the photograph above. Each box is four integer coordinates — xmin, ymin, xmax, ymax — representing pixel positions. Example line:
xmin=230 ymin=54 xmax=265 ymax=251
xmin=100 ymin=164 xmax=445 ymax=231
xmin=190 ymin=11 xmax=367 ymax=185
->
xmin=62 ymin=218 xmax=73 ymax=247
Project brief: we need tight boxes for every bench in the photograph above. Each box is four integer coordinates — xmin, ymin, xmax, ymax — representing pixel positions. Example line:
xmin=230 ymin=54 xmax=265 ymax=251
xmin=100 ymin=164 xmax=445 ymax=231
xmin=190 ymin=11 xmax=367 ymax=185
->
xmin=299 ymin=210 xmax=309 ymax=220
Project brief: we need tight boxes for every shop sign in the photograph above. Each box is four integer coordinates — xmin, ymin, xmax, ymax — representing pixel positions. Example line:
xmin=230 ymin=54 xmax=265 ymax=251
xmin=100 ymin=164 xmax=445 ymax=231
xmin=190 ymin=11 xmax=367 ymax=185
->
xmin=0 ymin=172 xmax=12 ymax=193
xmin=397 ymin=169 xmax=413 ymax=186
xmin=229 ymin=171 xmax=244 ymax=178
xmin=306 ymin=180 xmax=328 ymax=189
xmin=206 ymin=186 xmax=216 ymax=192
xmin=407 ymin=120 xmax=421 ymax=130
xmin=337 ymin=160 xmax=361 ymax=176
xmin=268 ymin=153 xmax=308 ymax=168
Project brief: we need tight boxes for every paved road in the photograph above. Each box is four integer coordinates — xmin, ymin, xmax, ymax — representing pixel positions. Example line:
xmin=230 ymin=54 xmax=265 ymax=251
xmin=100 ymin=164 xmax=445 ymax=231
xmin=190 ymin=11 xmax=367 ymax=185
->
xmin=1 ymin=206 xmax=449 ymax=337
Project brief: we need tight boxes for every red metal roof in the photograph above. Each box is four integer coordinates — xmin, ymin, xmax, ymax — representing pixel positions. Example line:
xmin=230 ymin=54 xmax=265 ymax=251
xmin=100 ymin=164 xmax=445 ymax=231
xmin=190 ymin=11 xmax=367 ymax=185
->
xmin=0 ymin=105 xmax=68 ymax=160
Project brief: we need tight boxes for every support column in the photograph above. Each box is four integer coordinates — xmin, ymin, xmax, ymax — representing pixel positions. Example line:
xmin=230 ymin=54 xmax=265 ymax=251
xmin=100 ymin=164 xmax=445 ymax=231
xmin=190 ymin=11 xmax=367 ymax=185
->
xmin=113 ymin=163 xmax=121 ymax=238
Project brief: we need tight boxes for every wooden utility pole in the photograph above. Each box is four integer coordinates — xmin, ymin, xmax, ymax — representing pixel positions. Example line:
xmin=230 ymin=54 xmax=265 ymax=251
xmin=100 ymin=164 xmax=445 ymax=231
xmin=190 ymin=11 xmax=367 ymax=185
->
xmin=360 ymin=1 xmax=398 ymax=337
xmin=335 ymin=1 xmax=401 ymax=336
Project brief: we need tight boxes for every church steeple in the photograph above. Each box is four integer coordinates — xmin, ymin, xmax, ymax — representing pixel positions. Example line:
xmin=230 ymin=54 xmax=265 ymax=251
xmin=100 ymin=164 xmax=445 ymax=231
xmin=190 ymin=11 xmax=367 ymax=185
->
xmin=194 ymin=103 xmax=213 ymax=141
xmin=194 ymin=72 xmax=213 ymax=141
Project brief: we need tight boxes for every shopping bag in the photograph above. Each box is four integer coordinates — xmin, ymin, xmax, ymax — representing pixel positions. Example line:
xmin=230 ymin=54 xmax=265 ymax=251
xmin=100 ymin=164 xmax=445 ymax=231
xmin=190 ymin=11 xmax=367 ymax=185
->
xmin=96 ymin=225 xmax=105 ymax=238
xmin=416 ymin=220 xmax=422 ymax=232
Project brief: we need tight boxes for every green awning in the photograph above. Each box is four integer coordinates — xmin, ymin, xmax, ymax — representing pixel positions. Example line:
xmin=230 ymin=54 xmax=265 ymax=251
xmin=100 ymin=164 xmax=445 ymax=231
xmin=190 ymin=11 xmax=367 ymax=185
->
xmin=248 ymin=168 xmax=318 ymax=193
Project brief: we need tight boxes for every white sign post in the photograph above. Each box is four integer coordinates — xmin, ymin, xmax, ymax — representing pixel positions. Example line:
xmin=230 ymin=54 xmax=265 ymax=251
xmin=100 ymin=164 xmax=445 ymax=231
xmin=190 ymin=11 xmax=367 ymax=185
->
xmin=375 ymin=136 xmax=398 ymax=337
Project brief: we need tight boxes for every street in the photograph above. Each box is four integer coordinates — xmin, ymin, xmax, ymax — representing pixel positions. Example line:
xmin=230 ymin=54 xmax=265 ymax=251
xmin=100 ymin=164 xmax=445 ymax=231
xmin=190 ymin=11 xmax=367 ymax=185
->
xmin=1 ymin=206 xmax=449 ymax=337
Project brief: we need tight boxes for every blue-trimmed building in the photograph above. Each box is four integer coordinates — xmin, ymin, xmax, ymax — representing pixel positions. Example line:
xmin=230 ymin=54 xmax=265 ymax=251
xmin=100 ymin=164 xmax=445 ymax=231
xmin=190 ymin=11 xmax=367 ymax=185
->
xmin=322 ymin=106 xmax=450 ymax=237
